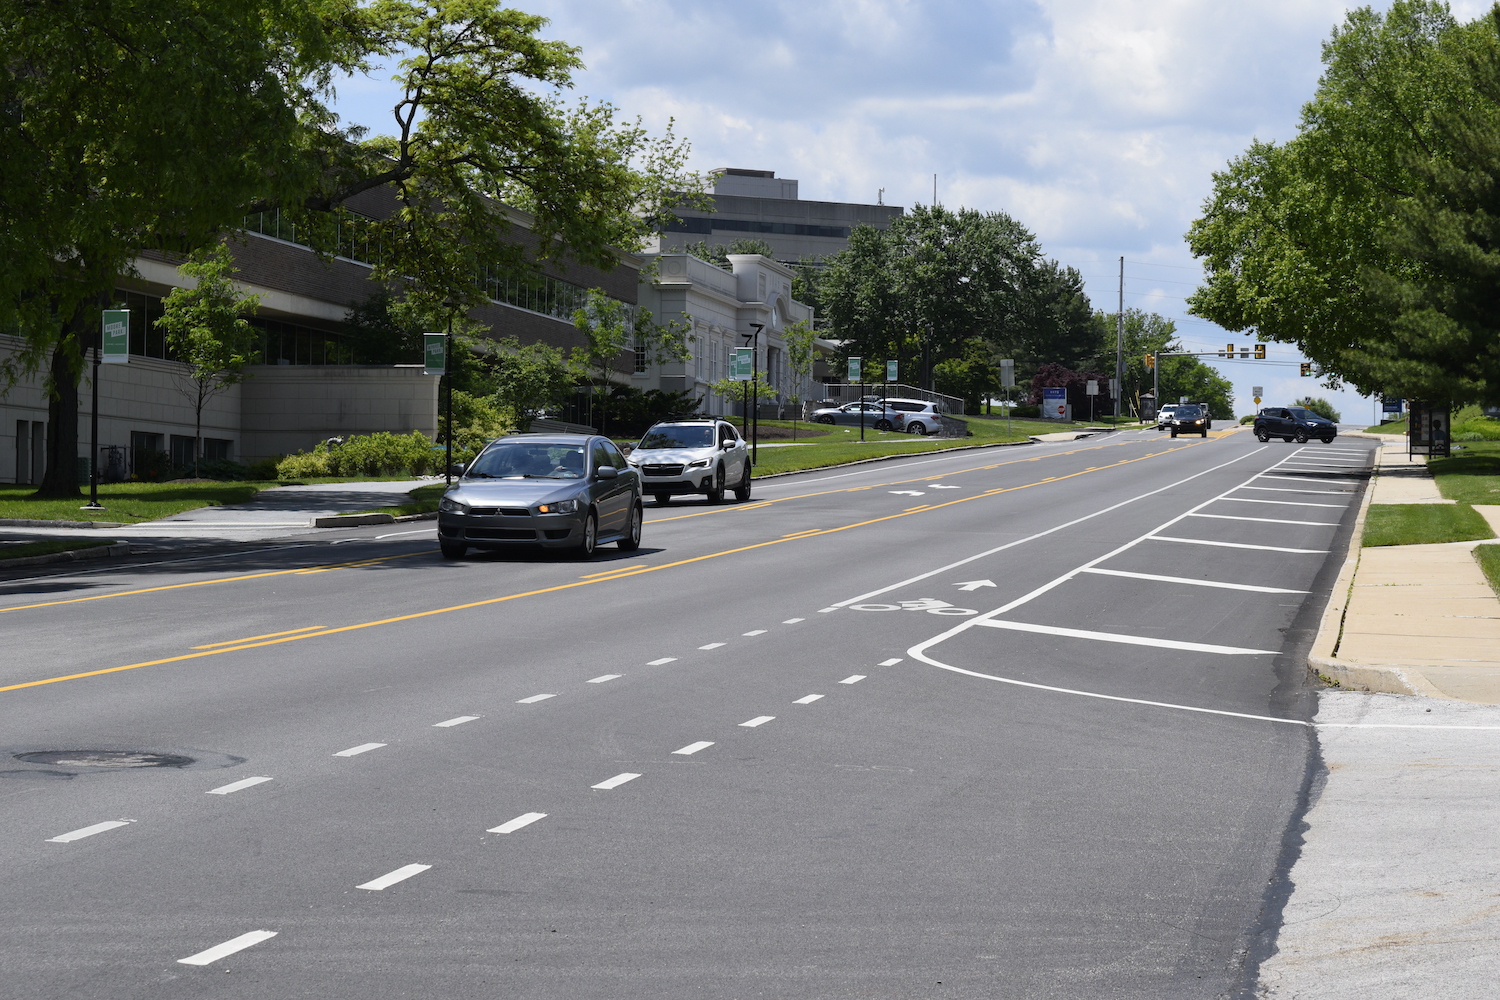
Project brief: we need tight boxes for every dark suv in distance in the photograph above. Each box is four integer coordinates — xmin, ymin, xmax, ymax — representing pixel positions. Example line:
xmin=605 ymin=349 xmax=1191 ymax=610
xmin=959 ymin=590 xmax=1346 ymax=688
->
xmin=1254 ymin=406 xmax=1338 ymax=444
xmin=1168 ymin=404 xmax=1209 ymax=437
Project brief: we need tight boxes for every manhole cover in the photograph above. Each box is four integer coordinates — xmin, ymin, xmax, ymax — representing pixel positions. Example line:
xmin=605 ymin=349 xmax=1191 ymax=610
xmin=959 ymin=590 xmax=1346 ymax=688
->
xmin=14 ymin=750 xmax=194 ymax=769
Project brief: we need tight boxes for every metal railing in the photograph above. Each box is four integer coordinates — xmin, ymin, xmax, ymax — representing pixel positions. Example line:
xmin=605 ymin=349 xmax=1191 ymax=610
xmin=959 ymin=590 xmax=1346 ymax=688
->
xmin=813 ymin=382 xmax=964 ymax=414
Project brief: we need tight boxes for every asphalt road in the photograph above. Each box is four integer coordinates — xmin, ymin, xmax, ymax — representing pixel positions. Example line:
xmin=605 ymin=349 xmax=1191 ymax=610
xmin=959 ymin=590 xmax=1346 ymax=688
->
xmin=0 ymin=427 xmax=1378 ymax=999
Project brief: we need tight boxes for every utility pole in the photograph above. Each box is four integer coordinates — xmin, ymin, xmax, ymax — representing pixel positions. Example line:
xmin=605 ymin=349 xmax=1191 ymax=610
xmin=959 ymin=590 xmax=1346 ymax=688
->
xmin=1115 ymin=256 xmax=1125 ymax=421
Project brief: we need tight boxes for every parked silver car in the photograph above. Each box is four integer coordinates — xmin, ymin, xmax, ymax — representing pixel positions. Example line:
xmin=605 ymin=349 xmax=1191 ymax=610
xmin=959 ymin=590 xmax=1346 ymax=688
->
xmin=437 ymin=434 xmax=641 ymax=559
xmin=810 ymin=401 xmax=906 ymax=431
xmin=882 ymin=397 xmax=947 ymax=435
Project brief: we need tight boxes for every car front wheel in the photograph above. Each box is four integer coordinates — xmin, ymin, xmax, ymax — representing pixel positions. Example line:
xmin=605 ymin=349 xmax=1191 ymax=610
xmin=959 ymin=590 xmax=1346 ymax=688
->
xmin=706 ymin=466 xmax=725 ymax=504
xmin=1256 ymin=430 xmax=1270 ymax=442
xmin=874 ymin=419 xmax=892 ymax=431
xmin=618 ymin=502 xmax=642 ymax=551
xmin=653 ymin=493 xmax=669 ymax=505
xmin=576 ymin=511 xmax=597 ymax=558
xmin=1295 ymin=429 xmax=1309 ymax=444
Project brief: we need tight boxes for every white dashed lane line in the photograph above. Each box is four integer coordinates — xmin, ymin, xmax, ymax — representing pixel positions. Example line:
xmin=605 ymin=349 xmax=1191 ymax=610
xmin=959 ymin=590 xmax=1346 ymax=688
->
xmin=588 ymin=674 xmax=622 ymax=684
xmin=672 ymin=741 xmax=714 ymax=755
xmin=488 ymin=812 xmax=547 ymax=834
xmin=1082 ymin=567 xmax=1309 ymax=594
xmin=1148 ymin=536 xmax=1329 ymax=554
xmin=647 ymin=657 xmax=676 ymax=666
xmin=333 ymin=743 xmax=386 ymax=757
xmin=356 ymin=864 xmax=431 ymax=891
xmin=177 ymin=930 xmax=278 ymax=967
xmin=516 ymin=693 xmax=556 ymax=704
xmin=46 ymin=820 xmax=132 ymax=843
xmin=433 ymin=715 xmax=480 ymax=728
xmin=592 ymin=772 xmax=641 ymax=790
xmin=840 ymin=675 xmax=866 ymax=684
xmin=698 ymin=643 xmax=725 ymax=650
xmin=207 ymin=776 xmax=272 ymax=795
xmin=740 ymin=716 xmax=775 ymax=728
xmin=879 ymin=658 xmax=903 ymax=666
xmin=742 ymin=630 xmax=767 ymax=636
xmin=783 ymin=618 xmax=805 ymax=624
xmin=793 ymin=694 xmax=824 ymax=704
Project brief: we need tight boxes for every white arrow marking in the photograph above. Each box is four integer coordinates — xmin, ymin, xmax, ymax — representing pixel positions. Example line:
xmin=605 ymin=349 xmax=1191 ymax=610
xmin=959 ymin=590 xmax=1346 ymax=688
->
xmin=953 ymin=580 xmax=997 ymax=592
xmin=889 ymin=490 xmax=925 ymax=496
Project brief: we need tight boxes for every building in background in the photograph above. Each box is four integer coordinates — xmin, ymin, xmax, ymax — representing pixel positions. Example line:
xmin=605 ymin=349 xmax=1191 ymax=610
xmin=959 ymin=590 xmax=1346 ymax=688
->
xmin=653 ymin=168 xmax=904 ymax=262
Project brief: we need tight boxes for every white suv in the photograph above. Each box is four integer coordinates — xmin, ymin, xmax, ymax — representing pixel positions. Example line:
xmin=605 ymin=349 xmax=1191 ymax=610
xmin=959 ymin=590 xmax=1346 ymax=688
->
xmin=627 ymin=419 xmax=751 ymax=504
xmin=884 ymin=397 xmax=946 ymax=435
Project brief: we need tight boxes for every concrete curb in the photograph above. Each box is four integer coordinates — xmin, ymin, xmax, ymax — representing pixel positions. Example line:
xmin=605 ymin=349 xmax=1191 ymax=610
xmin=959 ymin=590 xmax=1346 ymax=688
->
xmin=0 ymin=518 xmax=128 ymax=528
xmin=310 ymin=512 xmax=396 ymax=528
xmin=394 ymin=511 xmax=438 ymax=523
xmin=1305 ymin=442 xmax=1449 ymax=699
xmin=0 ymin=541 xmax=130 ymax=569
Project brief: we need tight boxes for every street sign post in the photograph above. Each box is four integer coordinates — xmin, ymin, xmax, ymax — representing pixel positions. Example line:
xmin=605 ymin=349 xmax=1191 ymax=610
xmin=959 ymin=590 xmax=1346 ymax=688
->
xmin=999 ymin=359 xmax=1015 ymax=434
xmin=1085 ymin=379 xmax=1098 ymax=424
xmin=1253 ymin=385 xmax=1263 ymax=406
xmin=886 ymin=360 xmax=897 ymax=382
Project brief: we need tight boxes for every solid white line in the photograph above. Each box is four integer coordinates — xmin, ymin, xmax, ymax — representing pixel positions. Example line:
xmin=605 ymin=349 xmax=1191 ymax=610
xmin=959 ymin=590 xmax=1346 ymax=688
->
xmin=673 ymin=741 xmax=714 ymax=755
xmin=1257 ymin=474 xmax=1362 ymax=485
xmin=207 ymin=776 xmax=273 ymax=795
xmin=487 ymin=812 xmax=546 ymax=834
xmin=647 ymin=657 xmax=676 ymax=666
xmin=1149 ymin=535 xmax=1328 ymax=554
xmin=592 ymin=772 xmax=641 ymax=790
xmin=46 ymin=819 xmax=132 ymax=843
xmin=794 ymin=694 xmax=824 ymax=704
xmin=742 ymin=630 xmax=767 ymax=636
xmin=740 ymin=716 xmax=775 ymax=727
xmin=1082 ymin=567 xmax=1309 ymax=593
xmin=972 ymin=618 xmax=1279 ymax=654
xmin=374 ymin=528 xmax=434 ymax=539
xmin=834 ymin=446 xmax=1271 ymax=608
xmin=698 ymin=642 xmax=725 ymax=650
xmin=433 ymin=715 xmax=480 ymax=727
xmin=334 ymin=743 xmax=385 ymax=757
xmin=840 ymin=674 xmax=866 ymax=684
xmin=177 ymin=930 xmax=278 ymax=966
xmin=516 ymin=693 xmax=555 ymax=704
xmin=879 ymin=658 xmax=904 ymax=666
xmin=588 ymin=674 xmax=622 ymax=683
xmin=818 ymin=607 xmax=839 ymax=613
xmin=1238 ymin=485 xmax=1352 ymax=496
xmin=356 ymin=863 xmax=431 ymax=890
xmin=1190 ymin=512 xmax=1336 ymax=526
xmin=1221 ymin=496 xmax=1346 ymax=508
xmin=783 ymin=617 xmax=805 ymax=624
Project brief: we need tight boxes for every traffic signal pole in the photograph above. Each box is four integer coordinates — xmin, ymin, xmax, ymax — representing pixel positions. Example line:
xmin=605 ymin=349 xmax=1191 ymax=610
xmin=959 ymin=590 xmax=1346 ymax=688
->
xmin=1115 ymin=257 xmax=1124 ymax=420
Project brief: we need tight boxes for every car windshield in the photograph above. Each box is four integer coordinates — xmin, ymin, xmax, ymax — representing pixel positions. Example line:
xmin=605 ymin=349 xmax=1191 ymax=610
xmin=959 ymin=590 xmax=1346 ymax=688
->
xmin=1176 ymin=406 xmax=1203 ymax=418
xmin=465 ymin=442 xmax=586 ymax=479
xmin=1289 ymin=407 xmax=1317 ymax=420
xmin=638 ymin=425 xmax=715 ymax=449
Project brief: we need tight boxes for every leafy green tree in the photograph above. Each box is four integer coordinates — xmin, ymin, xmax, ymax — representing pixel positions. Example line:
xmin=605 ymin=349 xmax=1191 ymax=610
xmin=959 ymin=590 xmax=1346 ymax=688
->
xmin=669 ymin=239 xmax=779 ymax=268
xmin=934 ymin=340 xmax=1000 ymax=414
xmin=489 ymin=337 xmax=572 ymax=432
xmin=154 ymin=243 xmax=262 ymax=477
xmin=1295 ymin=396 xmax=1342 ymax=423
xmin=571 ymin=288 xmax=691 ymax=434
xmin=708 ymin=375 xmax=776 ymax=433
xmin=1099 ymin=309 xmax=1234 ymax=418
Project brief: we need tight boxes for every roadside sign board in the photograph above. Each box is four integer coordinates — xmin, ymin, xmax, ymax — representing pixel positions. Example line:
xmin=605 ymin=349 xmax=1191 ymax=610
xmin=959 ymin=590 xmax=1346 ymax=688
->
xmin=1252 ymin=386 xmax=1263 ymax=398
xmin=101 ymin=309 xmax=130 ymax=363
xmin=423 ymin=334 xmax=447 ymax=376
xmin=731 ymin=347 xmax=753 ymax=381
xmin=886 ymin=360 xmax=898 ymax=382
xmin=1085 ymin=379 xmax=1098 ymax=396
xmin=1000 ymin=359 xmax=1015 ymax=388
xmin=848 ymin=357 xmax=861 ymax=382
xmin=1042 ymin=386 xmax=1067 ymax=420
xmin=1382 ymin=396 xmax=1403 ymax=414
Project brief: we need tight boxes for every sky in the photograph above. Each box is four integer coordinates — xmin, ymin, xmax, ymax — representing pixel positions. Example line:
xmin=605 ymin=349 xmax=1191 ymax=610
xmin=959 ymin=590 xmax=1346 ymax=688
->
xmin=329 ymin=0 xmax=1493 ymax=423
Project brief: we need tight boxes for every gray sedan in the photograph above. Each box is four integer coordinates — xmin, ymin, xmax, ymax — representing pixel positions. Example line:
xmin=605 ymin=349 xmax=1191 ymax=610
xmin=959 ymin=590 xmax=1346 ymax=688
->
xmin=436 ymin=434 xmax=642 ymax=559
xmin=810 ymin=401 xmax=905 ymax=431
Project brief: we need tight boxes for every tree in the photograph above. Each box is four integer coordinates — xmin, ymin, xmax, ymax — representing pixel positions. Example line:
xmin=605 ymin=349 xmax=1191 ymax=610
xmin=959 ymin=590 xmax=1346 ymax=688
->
xmin=1096 ymin=309 xmax=1234 ymax=418
xmin=1186 ymin=1 xmax=1500 ymax=405
xmin=708 ymin=375 xmax=776 ymax=433
xmin=669 ymin=238 xmax=779 ymax=268
xmin=0 ymin=0 xmax=361 ymax=497
xmin=1296 ymin=397 xmax=1342 ymax=423
xmin=934 ymin=340 xmax=1001 ymax=414
xmin=154 ymin=244 xmax=261 ymax=477
xmin=571 ymin=289 xmax=692 ymax=434
xmin=489 ymin=337 xmax=572 ymax=432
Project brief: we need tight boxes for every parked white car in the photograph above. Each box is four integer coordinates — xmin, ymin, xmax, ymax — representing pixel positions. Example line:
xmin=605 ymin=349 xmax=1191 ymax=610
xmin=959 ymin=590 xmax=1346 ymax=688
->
xmin=627 ymin=419 xmax=751 ymax=504
xmin=882 ymin=397 xmax=947 ymax=435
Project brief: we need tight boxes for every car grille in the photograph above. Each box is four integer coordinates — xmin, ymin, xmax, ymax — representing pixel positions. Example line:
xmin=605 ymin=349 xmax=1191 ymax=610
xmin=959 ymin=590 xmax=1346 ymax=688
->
xmin=465 ymin=527 xmax=537 ymax=540
xmin=641 ymin=463 xmax=685 ymax=477
xmin=467 ymin=507 xmax=529 ymax=516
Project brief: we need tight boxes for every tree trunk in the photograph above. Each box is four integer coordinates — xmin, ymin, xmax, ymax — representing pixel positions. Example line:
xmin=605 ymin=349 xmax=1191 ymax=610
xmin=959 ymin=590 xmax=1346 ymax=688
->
xmin=37 ymin=335 xmax=83 ymax=498
xmin=194 ymin=388 xmax=203 ymax=479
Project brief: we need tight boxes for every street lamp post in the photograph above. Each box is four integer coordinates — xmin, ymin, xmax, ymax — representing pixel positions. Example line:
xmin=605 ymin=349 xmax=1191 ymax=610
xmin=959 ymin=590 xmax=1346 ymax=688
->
xmin=746 ymin=322 xmax=763 ymax=466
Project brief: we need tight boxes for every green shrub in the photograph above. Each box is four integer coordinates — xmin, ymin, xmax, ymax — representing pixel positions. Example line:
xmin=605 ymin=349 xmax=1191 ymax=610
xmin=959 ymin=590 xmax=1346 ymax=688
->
xmin=245 ymin=456 xmax=281 ymax=480
xmin=276 ymin=450 xmax=331 ymax=480
xmin=1011 ymin=404 xmax=1041 ymax=418
xmin=1240 ymin=414 xmax=1255 ymax=424
xmin=326 ymin=431 xmax=436 ymax=477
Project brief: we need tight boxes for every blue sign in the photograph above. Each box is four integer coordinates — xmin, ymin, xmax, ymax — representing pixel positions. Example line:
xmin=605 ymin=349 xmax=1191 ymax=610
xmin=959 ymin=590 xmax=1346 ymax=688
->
xmin=1042 ymin=386 xmax=1067 ymax=420
xmin=1382 ymin=396 xmax=1404 ymax=414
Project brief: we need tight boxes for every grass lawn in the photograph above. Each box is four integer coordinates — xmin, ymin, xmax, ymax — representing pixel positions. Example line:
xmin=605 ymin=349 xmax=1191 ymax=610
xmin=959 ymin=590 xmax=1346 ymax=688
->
xmin=1363 ymin=503 xmax=1496 ymax=547
xmin=358 ymin=483 xmax=446 ymax=516
xmin=1430 ymin=440 xmax=1500 ymax=505
xmin=1365 ymin=418 xmax=1407 ymax=434
xmin=0 ymin=481 xmax=275 ymax=523
xmin=1475 ymin=544 xmax=1500 ymax=599
xmin=0 ymin=538 xmax=117 ymax=561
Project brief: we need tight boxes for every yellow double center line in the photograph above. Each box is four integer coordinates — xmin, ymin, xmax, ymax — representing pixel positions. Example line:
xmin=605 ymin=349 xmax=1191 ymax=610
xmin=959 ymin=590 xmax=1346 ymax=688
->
xmin=0 ymin=440 xmax=1206 ymax=696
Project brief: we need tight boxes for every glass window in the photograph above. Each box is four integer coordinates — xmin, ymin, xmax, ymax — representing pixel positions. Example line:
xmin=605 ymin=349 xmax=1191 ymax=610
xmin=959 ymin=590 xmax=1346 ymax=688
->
xmin=466 ymin=442 xmax=585 ymax=479
xmin=600 ymin=440 xmax=628 ymax=469
xmin=640 ymin=425 xmax=715 ymax=449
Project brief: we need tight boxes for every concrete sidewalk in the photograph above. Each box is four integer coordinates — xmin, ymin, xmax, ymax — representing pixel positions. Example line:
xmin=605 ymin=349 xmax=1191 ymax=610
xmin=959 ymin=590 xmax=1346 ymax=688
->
xmin=1311 ymin=437 xmax=1500 ymax=704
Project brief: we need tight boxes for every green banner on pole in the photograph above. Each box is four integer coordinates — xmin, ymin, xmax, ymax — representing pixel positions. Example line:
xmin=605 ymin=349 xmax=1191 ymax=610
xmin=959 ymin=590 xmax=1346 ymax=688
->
xmin=423 ymin=334 xmax=447 ymax=376
xmin=848 ymin=357 xmax=861 ymax=382
xmin=101 ymin=309 xmax=130 ymax=364
xmin=731 ymin=347 xmax=753 ymax=381
xmin=886 ymin=360 xmax=898 ymax=382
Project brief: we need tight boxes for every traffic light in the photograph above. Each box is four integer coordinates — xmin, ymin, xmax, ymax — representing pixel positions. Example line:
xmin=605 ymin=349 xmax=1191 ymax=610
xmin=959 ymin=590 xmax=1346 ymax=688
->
xmin=1145 ymin=353 xmax=1155 ymax=370
xmin=1225 ymin=343 xmax=1235 ymax=358
xmin=1300 ymin=362 xmax=1313 ymax=377
xmin=1254 ymin=343 xmax=1266 ymax=359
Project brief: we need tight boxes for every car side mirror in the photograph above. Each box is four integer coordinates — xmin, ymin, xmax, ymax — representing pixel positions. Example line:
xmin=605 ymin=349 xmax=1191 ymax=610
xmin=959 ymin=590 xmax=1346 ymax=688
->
xmin=596 ymin=465 xmax=619 ymax=480
xmin=721 ymin=440 xmax=734 ymax=450
xmin=448 ymin=462 xmax=466 ymax=476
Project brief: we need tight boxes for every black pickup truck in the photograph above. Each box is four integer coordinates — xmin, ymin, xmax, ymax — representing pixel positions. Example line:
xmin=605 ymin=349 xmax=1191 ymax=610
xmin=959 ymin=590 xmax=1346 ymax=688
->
xmin=1253 ymin=406 xmax=1337 ymax=443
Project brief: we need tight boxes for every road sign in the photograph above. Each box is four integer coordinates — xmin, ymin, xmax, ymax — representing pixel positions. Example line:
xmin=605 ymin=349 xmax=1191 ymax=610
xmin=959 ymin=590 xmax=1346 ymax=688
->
xmin=1109 ymin=378 xmax=1118 ymax=398
xmin=732 ymin=347 xmax=753 ymax=381
xmin=1252 ymin=386 xmax=1263 ymax=398
xmin=886 ymin=360 xmax=898 ymax=382
xmin=999 ymin=358 xmax=1014 ymax=388
xmin=1085 ymin=379 xmax=1098 ymax=396
xmin=848 ymin=357 xmax=861 ymax=382
xmin=101 ymin=309 xmax=129 ymax=364
xmin=423 ymin=334 xmax=446 ymax=376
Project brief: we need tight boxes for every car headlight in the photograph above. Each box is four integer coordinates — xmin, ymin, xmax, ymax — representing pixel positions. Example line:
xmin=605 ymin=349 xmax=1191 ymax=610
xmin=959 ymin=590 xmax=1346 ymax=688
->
xmin=687 ymin=458 xmax=712 ymax=469
xmin=439 ymin=497 xmax=468 ymax=514
xmin=537 ymin=499 xmax=579 ymax=514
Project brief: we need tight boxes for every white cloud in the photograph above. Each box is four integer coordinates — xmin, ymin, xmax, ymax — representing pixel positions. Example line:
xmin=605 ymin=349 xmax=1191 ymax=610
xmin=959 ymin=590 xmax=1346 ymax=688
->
xmin=331 ymin=0 xmax=1429 ymax=418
